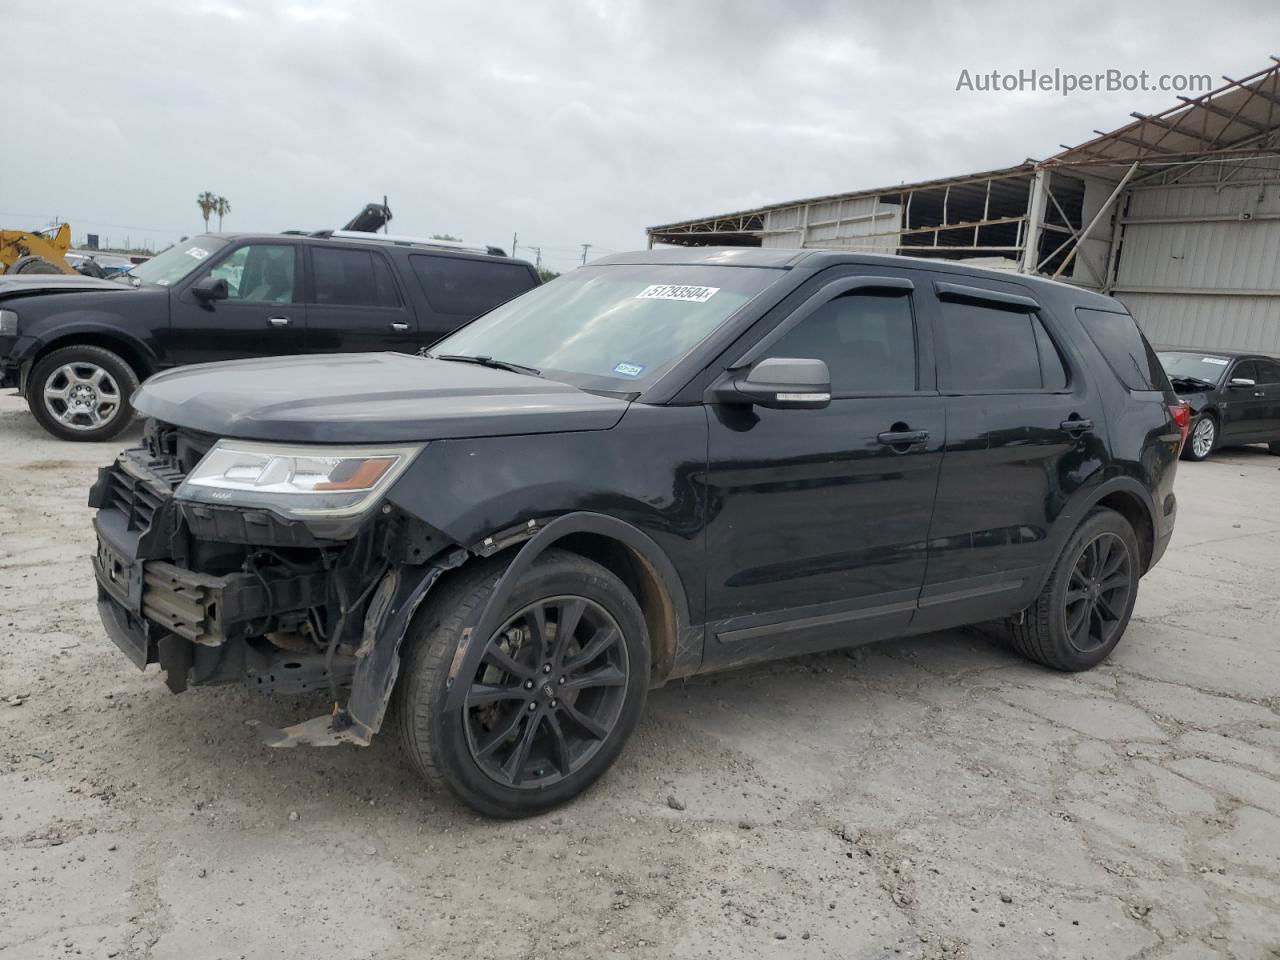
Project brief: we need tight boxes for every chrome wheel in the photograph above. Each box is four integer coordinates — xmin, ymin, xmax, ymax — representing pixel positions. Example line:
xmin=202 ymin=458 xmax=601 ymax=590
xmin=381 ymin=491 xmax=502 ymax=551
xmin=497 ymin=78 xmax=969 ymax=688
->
xmin=463 ymin=595 xmax=629 ymax=789
xmin=1063 ymin=532 xmax=1133 ymax=654
xmin=1190 ymin=417 xmax=1215 ymax=458
xmin=42 ymin=362 xmax=121 ymax=431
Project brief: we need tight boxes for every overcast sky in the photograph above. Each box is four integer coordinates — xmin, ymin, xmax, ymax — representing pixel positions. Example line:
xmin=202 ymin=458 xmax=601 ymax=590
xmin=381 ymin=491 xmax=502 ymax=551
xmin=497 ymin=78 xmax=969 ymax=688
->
xmin=6 ymin=1 xmax=1278 ymax=271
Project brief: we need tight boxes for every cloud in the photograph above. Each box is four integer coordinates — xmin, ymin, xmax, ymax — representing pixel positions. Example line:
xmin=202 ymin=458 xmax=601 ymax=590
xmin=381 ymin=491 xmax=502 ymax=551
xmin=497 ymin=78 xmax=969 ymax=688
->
xmin=4 ymin=0 xmax=1277 ymax=269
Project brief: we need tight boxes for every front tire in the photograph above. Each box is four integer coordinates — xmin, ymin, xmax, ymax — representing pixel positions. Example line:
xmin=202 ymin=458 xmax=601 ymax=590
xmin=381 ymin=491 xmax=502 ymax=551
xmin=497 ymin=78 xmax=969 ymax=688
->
xmin=1182 ymin=413 xmax=1217 ymax=461
xmin=1008 ymin=508 xmax=1139 ymax=672
xmin=28 ymin=345 xmax=139 ymax=442
xmin=396 ymin=549 xmax=649 ymax=818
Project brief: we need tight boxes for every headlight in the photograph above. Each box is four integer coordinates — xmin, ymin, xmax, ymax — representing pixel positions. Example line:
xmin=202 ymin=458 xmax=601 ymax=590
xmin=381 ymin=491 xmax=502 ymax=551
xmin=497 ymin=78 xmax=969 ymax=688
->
xmin=175 ymin=440 xmax=423 ymax=519
xmin=0 ymin=310 xmax=17 ymax=337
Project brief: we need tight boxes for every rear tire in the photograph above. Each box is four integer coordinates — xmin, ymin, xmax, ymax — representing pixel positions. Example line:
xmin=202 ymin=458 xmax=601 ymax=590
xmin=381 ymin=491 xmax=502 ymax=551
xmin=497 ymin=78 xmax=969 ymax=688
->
xmin=1268 ymin=442 xmax=1280 ymax=456
xmin=395 ymin=549 xmax=649 ymax=818
xmin=1008 ymin=508 xmax=1139 ymax=672
xmin=28 ymin=344 xmax=139 ymax=442
xmin=1181 ymin=413 xmax=1217 ymax=461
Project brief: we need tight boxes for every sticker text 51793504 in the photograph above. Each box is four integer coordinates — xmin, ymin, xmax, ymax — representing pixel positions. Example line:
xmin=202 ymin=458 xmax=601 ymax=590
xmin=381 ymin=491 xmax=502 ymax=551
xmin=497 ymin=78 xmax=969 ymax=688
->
xmin=635 ymin=284 xmax=720 ymax=303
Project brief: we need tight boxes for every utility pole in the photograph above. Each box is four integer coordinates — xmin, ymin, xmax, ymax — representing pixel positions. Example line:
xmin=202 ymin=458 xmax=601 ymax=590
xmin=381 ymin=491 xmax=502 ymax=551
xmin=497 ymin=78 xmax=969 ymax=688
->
xmin=531 ymin=246 xmax=542 ymax=272
xmin=580 ymin=243 xmax=591 ymax=266
xmin=511 ymin=232 xmax=518 ymax=258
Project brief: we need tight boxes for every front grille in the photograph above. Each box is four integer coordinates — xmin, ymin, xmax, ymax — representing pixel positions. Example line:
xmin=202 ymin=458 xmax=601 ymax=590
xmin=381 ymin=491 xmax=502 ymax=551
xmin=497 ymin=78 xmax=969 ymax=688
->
xmin=106 ymin=465 xmax=166 ymax=533
xmin=91 ymin=420 xmax=209 ymax=536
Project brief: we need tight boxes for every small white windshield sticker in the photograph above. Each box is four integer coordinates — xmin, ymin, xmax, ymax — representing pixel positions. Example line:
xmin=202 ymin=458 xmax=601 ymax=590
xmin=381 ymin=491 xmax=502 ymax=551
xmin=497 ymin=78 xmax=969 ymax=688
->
xmin=186 ymin=248 xmax=209 ymax=260
xmin=635 ymin=284 xmax=719 ymax=303
xmin=1202 ymin=357 xmax=1229 ymax=365
xmin=613 ymin=362 xmax=645 ymax=378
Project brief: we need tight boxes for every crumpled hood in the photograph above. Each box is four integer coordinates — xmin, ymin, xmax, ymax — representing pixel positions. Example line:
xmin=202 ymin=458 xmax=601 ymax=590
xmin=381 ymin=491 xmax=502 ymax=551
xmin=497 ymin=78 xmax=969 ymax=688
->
xmin=0 ymin=274 xmax=130 ymax=299
xmin=131 ymin=352 xmax=630 ymax=443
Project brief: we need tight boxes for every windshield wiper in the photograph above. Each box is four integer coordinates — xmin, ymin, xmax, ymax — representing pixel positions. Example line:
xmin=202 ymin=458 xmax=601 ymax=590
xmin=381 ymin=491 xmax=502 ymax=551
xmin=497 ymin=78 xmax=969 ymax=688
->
xmin=429 ymin=353 xmax=542 ymax=377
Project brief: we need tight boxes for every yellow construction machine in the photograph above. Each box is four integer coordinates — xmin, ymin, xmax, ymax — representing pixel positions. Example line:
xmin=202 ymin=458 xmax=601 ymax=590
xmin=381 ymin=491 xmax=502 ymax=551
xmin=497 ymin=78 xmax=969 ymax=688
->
xmin=0 ymin=223 xmax=77 ymax=275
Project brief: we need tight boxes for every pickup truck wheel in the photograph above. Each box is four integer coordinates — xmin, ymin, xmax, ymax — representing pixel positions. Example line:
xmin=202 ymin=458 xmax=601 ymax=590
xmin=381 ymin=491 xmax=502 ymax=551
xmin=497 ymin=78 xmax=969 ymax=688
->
xmin=1008 ymin=508 xmax=1139 ymax=672
xmin=395 ymin=548 xmax=649 ymax=818
xmin=28 ymin=345 xmax=139 ymax=442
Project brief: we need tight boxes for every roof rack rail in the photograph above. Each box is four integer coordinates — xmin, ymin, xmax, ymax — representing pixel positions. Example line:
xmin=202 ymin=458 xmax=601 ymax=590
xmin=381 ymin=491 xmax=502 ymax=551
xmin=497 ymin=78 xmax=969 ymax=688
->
xmin=324 ymin=229 xmax=502 ymax=257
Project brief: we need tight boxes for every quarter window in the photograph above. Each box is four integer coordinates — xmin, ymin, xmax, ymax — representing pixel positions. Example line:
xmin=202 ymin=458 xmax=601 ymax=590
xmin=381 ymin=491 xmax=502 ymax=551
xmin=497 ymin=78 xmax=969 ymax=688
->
xmin=1076 ymin=307 xmax=1166 ymax=391
xmin=410 ymin=255 xmax=537 ymax=316
xmin=937 ymin=300 xmax=1065 ymax=392
xmin=209 ymin=244 xmax=296 ymax=303
xmin=311 ymin=248 xmax=401 ymax=308
xmin=760 ymin=291 xmax=917 ymax=395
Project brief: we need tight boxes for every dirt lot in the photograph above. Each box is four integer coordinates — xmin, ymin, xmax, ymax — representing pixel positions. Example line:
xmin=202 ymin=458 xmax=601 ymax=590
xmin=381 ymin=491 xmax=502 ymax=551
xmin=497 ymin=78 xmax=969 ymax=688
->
xmin=1 ymin=392 xmax=1278 ymax=960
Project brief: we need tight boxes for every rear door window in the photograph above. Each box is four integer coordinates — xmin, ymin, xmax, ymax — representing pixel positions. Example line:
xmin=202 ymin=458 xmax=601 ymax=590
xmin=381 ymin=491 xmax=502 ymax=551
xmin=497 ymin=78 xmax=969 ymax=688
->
xmin=936 ymin=299 xmax=1064 ymax=392
xmin=311 ymin=248 xmax=401 ymax=307
xmin=1076 ymin=307 xmax=1167 ymax=391
xmin=410 ymin=255 xmax=537 ymax=316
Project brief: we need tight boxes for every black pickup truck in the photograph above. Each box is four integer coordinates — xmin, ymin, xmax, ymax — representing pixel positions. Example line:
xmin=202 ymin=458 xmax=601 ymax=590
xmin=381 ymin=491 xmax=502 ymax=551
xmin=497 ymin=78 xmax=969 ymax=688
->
xmin=0 ymin=232 xmax=540 ymax=440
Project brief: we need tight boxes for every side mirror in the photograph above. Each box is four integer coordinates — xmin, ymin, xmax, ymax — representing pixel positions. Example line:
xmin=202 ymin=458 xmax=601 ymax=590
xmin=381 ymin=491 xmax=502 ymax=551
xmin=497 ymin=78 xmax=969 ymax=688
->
xmin=711 ymin=357 xmax=831 ymax=410
xmin=1228 ymin=377 xmax=1257 ymax=389
xmin=192 ymin=275 xmax=229 ymax=302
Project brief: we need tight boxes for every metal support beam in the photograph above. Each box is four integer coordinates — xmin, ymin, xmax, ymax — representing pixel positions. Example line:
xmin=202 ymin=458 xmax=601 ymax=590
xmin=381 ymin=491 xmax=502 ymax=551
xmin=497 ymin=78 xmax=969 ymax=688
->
xmin=1052 ymin=163 xmax=1139 ymax=279
xmin=1020 ymin=169 xmax=1048 ymax=273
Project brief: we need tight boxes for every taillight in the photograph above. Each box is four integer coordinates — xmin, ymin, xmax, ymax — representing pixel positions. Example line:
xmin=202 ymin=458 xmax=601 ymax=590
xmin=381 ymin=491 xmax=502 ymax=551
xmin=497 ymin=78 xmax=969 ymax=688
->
xmin=1169 ymin=402 xmax=1191 ymax=452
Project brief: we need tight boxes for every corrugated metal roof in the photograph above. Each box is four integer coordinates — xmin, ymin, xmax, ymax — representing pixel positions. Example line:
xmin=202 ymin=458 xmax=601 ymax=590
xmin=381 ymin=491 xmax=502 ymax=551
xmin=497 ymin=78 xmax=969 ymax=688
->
xmin=1046 ymin=60 xmax=1280 ymax=170
xmin=646 ymin=163 xmax=1034 ymax=235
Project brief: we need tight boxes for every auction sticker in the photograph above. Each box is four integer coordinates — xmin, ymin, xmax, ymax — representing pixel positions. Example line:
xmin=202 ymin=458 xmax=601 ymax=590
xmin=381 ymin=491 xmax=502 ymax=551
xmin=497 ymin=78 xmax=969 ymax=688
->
xmin=613 ymin=362 xmax=645 ymax=377
xmin=1202 ymin=357 xmax=1229 ymax=365
xmin=635 ymin=284 xmax=719 ymax=303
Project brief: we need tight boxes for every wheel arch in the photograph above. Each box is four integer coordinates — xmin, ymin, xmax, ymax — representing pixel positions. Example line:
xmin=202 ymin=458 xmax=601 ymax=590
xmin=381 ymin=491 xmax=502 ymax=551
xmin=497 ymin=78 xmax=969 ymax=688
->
xmin=441 ymin=512 xmax=694 ymax=711
xmin=1031 ymin=477 xmax=1159 ymax=601
xmin=26 ymin=329 xmax=157 ymax=392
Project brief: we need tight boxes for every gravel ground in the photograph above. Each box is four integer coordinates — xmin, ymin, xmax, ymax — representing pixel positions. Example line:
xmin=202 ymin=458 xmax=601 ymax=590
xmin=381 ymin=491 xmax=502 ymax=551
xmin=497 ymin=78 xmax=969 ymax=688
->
xmin=1 ymin=391 xmax=1278 ymax=960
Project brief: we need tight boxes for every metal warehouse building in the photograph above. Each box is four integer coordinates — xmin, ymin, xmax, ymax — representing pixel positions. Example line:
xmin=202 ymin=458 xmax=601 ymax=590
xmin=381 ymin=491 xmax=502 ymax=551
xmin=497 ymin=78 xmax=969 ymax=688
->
xmin=647 ymin=60 xmax=1280 ymax=353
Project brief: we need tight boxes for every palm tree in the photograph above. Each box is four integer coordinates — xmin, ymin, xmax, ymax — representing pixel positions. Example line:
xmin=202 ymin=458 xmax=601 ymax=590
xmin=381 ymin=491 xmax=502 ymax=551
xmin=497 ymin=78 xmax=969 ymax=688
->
xmin=197 ymin=192 xmax=217 ymax=232
xmin=214 ymin=196 xmax=231 ymax=231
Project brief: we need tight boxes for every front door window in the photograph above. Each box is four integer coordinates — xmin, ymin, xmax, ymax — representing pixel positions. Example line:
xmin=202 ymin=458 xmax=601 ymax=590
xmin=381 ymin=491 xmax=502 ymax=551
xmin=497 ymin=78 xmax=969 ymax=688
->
xmin=210 ymin=245 xmax=297 ymax=303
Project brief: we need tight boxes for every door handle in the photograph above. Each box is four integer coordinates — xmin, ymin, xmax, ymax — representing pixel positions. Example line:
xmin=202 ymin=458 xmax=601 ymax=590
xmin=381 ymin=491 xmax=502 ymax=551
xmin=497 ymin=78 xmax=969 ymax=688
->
xmin=389 ymin=321 xmax=410 ymax=332
xmin=267 ymin=316 xmax=291 ymax=328
xmin=877 ymin=429 xmax=929 ymax=446
xmin=1060 ymin=417 xmax=1094 ymax=433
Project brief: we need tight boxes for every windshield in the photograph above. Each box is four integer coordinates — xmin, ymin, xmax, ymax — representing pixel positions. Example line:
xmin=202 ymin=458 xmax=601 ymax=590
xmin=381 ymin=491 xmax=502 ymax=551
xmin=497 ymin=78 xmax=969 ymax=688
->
xmin=124 ymin=236 xmax=227 ymax=287
xmin=1158 ymin=352 xmax=1230 ymax=385
xmin=431 ymin=264 xmax=782 ymax=391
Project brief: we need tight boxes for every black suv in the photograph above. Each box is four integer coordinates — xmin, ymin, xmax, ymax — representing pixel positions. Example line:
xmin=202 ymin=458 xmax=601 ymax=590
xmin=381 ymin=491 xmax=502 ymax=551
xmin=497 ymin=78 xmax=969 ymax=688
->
xmin=0 ymin=232 xmax=539 ymax=441
xmin=1159 ymin=349 xmax=1280 ymax=460
xmin=89 ymin=248 xmax=1185 ymax=817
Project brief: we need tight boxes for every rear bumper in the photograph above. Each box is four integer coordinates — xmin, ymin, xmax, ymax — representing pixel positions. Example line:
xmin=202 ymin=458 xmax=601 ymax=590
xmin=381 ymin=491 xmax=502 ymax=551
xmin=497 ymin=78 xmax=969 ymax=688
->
xmin=1149 ymin=491 xmax=1176 ymax=572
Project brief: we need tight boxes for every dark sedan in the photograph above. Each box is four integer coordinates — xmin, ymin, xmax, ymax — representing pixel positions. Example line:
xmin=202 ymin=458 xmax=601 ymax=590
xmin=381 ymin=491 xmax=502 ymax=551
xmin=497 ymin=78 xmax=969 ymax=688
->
xmin=1159 ymin=350 xmax=1280 ymax=460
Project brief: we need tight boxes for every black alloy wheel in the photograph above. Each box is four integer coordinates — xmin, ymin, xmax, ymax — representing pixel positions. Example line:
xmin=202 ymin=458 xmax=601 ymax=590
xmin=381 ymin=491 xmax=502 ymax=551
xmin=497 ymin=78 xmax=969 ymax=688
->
xmin=1007 ymin=507 xmax=1140 ymax=672
xmin=464 ymin=595 xmax=629 ymax=789
xmin=1062 ymin=532 xmax=1132 ymax=654
xmin=396 ymin=549 xmax=649 ymax=817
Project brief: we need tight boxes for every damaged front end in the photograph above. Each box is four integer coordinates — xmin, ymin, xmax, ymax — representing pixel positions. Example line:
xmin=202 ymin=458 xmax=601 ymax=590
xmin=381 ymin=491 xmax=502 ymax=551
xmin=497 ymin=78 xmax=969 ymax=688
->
xmin=90 ymin=420 xmax=465 ymax=747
